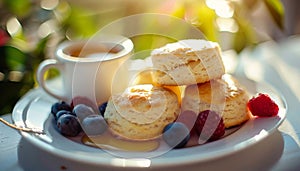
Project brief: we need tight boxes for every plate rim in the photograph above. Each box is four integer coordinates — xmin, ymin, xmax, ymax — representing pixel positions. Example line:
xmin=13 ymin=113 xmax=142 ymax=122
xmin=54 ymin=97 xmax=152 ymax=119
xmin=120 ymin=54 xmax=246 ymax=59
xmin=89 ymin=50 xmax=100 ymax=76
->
xmin=12 ymin=77 xmax=287 ymax=168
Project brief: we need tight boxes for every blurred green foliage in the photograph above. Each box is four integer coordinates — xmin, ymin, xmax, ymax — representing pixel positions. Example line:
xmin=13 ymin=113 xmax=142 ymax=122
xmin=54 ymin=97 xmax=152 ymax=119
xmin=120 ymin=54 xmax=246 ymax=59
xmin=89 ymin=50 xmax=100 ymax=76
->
xmin=0 ymin=0 xmax=284 ymax=115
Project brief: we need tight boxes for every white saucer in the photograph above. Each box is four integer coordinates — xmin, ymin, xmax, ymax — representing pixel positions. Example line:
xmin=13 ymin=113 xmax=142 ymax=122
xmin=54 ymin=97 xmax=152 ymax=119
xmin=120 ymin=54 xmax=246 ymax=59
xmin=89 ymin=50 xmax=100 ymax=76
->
xmin=12 ymin=76 xmax=287 ymax=170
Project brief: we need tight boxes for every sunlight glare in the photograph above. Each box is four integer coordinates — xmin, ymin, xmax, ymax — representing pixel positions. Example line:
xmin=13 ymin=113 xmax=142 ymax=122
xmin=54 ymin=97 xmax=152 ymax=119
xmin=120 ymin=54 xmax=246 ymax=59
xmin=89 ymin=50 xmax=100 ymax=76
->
xmin=38 ymin=20 xmax=57 ymax=38
xmin=8 ymin=71 xmax=23 ymax=82
xmin=206 ymin=0 xmax=234 ymax=18
xmin=6 ymin=17 xmax=22 ymax=36
xmin=111 ymin=158 xmax=151 ymax=167
xmin=41 ymin=0 xmax=59 ymax=10
xmin=216 ymin=17 xmax=238 ymax=33
xmin=0 ymin=72 xmax=4 ymax=81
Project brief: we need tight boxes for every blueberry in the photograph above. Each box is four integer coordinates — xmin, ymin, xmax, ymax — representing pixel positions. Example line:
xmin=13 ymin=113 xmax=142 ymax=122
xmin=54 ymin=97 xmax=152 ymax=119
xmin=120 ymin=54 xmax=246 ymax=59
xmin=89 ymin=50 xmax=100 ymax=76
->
xmin=98 ymin=102 xmax=108 ymax=116
xmin=55 ymin=110 xmax=75 ymax=121
xmin=162 ymin=122 xmax=190 ymax=149
xmin=73 ymin=104 xmax=95 ymax=121
xmin=57 ymin=114 xmax=82 ymax=137
xmin=82 ymin=115 xmax=108 ymax=136
xmin=51 ymin=101 xmax=72 ymax=118
xmin=71 ymin=96 xmax=98 ymax=112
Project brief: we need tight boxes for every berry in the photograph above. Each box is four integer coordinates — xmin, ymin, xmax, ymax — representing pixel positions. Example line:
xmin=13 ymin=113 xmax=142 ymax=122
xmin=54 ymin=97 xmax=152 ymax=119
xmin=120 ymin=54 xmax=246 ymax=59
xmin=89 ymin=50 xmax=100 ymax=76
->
xmin=195 ymin=110 xmax=225 ymax=141
xmin=55 ymin=110 xmax=75 ymax=121
xmin=162 ymin=122 xmax=190 ymax=149
xmin=71 ymin=96 xmax=98 ymax=112
xmin=51 ymin=101 xmax=72 ymax=118
xmin=176 ymin=110 xmax=198 ymax=132
xmin=247 ymin=93 xmax=279 ymax=117
xmin=73 ymin=104 xmax=95 ymax=121
xmin=98 ymin=102 xmax=108 ymax=116
xmin=57 ymin=114 xmax=82 ymax=137
xmin=82 ymin=115 xmax=108 ymax=136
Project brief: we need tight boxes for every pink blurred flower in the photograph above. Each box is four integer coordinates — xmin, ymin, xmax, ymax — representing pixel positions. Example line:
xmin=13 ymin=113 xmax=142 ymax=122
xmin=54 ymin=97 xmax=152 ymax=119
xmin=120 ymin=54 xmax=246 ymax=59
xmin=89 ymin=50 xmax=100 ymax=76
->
xmin=0 ymin=29 xmax=10 ymax=46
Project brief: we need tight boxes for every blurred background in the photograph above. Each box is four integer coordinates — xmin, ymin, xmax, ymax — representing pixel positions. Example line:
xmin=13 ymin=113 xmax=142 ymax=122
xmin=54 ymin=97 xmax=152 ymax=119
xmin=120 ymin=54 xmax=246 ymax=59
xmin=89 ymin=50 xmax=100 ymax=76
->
xmin=0 ymin=0 xmax=299 ymax=115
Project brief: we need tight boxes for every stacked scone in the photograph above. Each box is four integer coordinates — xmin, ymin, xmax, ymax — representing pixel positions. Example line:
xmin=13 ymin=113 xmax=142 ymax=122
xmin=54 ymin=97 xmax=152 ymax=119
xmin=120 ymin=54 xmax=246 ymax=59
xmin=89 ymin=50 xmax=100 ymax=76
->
xmin=104 ymin=39 xmax=250 ymax=141
xmin=151 ymin=39 xmax=250 ymax=129
xmin=182 ymin=74 xmax=250 ymax=128
xmin=151 ymin=39 xmax=224 ymax=85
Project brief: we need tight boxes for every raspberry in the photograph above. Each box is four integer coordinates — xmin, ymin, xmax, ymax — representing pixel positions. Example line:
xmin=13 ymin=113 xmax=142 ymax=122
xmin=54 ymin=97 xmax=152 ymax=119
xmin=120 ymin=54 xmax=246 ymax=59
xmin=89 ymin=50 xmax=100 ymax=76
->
xmin=194 ymin=110 xmax=225 ymax=141
xmin=247 ymin=93 xmax=279 ymax=117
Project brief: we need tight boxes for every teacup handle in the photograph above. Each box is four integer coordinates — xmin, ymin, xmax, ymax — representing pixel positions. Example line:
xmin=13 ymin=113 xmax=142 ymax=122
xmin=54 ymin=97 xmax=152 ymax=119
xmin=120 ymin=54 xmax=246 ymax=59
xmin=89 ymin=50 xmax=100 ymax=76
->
xmin=36 ymin=59 xmax=68 ymax=102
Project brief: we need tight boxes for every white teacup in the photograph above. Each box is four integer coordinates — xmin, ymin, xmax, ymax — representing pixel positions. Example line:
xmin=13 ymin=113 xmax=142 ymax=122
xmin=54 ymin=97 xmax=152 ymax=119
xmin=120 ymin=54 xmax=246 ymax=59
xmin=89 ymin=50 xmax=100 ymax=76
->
xmin=36 ymin=35 xmax=134 ymax=105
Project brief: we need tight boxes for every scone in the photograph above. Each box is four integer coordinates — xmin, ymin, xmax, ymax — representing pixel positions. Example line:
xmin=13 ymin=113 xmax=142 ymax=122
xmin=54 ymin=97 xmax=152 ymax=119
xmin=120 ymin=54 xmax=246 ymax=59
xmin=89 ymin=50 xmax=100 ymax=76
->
xmin=182 ymin=74 xmax=250 ymax=128
xmin=151 ymin=39 xmax=225 ymax=86
xmin=104 ymin=84 xmax=180 ymax=140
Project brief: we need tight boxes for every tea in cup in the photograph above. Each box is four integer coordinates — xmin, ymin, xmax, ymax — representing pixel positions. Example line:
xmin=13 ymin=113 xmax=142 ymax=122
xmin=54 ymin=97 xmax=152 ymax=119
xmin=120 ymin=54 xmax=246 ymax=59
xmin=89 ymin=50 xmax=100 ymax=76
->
xmin=36 ymin=35 xmax=134 ymax=105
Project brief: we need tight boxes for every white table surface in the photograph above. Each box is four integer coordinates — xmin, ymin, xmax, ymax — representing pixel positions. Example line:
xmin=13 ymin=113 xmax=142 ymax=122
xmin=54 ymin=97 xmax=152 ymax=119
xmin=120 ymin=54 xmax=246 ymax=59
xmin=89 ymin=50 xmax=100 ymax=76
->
xmin=1 ymin=35 xmax=300 ymax=171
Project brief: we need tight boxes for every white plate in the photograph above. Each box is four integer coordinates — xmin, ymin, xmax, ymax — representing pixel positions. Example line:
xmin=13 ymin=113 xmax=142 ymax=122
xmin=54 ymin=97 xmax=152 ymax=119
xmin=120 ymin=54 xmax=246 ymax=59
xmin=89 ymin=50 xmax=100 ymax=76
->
xmin=12 ymin=76 xmax=287 ymax=170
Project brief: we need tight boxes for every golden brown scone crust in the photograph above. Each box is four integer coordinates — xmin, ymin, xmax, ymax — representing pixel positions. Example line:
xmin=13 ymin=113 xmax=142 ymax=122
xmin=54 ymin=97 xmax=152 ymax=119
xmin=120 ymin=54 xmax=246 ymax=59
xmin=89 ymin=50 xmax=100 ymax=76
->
xmin=151 ymin=39 xmax=225 ymax=86
xmin=104 ymin=84 xmax=180 ymax=140
xmin=182 ymin=74 xmax=250 ymax=128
